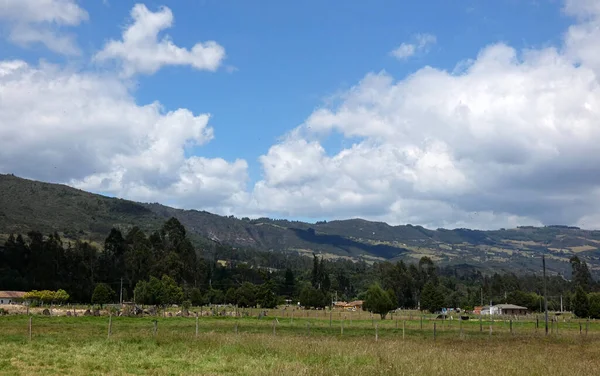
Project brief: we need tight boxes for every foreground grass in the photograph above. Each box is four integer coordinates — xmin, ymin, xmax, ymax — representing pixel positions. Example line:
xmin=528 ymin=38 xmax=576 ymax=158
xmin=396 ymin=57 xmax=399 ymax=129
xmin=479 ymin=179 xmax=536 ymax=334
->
xmin=1 ymin=316 xmax=599 ymax=375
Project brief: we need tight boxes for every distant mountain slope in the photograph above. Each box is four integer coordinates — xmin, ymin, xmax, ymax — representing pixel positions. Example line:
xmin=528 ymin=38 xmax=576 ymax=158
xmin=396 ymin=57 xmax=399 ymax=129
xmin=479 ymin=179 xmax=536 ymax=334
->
xmin=1 ymin=174 xmax=599 ymax=276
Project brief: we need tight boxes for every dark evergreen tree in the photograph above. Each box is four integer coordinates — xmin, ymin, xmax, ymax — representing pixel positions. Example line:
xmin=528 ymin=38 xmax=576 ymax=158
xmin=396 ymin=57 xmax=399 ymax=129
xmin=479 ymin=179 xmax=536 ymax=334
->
xmin=573 ymin=285 xmax=590 ymax=318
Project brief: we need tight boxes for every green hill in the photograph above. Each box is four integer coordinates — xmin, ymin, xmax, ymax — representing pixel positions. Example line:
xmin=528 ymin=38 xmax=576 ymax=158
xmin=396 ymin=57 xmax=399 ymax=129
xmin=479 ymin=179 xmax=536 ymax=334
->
xmin=1 ymin=174 xmax=599 ymax=276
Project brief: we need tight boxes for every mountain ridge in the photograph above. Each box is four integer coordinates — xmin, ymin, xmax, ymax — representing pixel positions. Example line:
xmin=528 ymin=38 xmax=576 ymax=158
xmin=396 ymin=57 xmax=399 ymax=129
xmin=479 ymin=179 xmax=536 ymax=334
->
xmin=1 ymin=173 xmax=599 ymax=276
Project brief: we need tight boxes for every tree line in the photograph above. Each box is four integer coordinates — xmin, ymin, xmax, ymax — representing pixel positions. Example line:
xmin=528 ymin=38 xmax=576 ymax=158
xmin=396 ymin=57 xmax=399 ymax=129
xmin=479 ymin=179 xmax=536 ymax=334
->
xmin=1 ymin=218 xmax=598 ymax=317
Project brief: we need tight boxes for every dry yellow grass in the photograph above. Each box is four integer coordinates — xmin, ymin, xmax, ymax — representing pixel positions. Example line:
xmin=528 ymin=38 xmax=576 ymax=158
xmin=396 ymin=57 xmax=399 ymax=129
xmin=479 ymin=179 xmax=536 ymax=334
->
xmin=1 ymin=315 xmax=599 ymax=375
xmin=568 ymin=245 xmax=597 ymax=253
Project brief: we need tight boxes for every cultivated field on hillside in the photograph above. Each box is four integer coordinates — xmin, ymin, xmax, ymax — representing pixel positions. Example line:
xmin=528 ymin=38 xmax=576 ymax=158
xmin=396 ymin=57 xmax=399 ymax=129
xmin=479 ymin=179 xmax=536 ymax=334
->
xmin=1 ymin=310 xmax=599 ymax=375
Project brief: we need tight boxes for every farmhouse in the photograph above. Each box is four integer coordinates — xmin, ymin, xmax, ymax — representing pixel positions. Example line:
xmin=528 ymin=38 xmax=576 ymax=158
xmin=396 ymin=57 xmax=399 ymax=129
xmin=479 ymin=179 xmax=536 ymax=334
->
xmin=494 ymin=304 xmax=528 ymax=315
xmin=0 ymin=291 xmax=26 ymax=304
xmin=480 ymin=304 xmax=528 ymax=315
xmin=345 ymin=300 xmax=364 ymax=311
xmin=332 ymin=300 xmax=364 ymax=311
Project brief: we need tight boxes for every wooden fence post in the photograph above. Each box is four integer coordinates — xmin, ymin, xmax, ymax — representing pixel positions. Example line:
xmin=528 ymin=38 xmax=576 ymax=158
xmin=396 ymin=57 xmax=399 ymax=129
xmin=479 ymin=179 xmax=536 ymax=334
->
xmin=402 ymin=320 xmax=405 ymax=340
xmin=107 ymin=313 xmax=112 ymax=339
xmin=375 ymin=323 xmax=379 ymax=341
xmin=460 ymin=318 xmax=463 ymax=338
xmin=510 ymin=319 xmax=513 ymax=335
xmin=480 ymin=315 xmax=483 ymax=332
xmin=341 ymin=320 xmax=344 ymax=336
xmin=28 ymin=316 xmax=32 ymax=341
xmin=433 ymin=322 xmax=437 ymax=340
xmin=195 ymin=313 xmax=199 ymax=337
xmin=153 ymin=320 xmax=158 ymax=337
xmin=586 ymin=318 xmax=589 ymax=336
xmin=420 ymin=316 xmax=423 ymax=330
xmin=329 ymin=309 xmax=332 ymax=328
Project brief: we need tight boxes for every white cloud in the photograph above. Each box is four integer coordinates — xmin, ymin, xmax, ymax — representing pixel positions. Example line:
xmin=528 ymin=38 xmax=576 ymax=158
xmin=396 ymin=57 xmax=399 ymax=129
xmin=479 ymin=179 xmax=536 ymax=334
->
xmin=391 ymin=33 xmax=437 ymax=60
xmin=0 ymin=0 xmax=88 ymax=55
xmin=248 ymin=2 xmax=600 ymax=229
xmin=0 ymin=60 xmax=248 ymax=210
xmin=94 ymin=4 xmax=226 ymax=77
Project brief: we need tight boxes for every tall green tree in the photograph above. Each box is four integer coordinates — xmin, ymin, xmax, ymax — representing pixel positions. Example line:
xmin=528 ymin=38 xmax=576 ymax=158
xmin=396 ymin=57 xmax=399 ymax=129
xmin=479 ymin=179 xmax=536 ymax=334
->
xmin=363 ymin=283 xmax=396 ymax=319
xmin=573 ymin=285 xmax=590 ymax=318
xmin=588 ymin=293 xmax=600 ymax=319
xmin=92 ymin=283 xmax=115 ymax=308
xmin=420 ymin=281 xmax=445 ymax=313
xmin=257 ymin=280 xmax=278 ymax=309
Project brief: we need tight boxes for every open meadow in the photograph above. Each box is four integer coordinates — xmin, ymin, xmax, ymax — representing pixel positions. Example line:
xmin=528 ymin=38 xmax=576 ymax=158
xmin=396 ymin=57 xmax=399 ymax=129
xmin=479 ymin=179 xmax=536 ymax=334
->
xmin=1 ymin=308 xmax=600 ymax=375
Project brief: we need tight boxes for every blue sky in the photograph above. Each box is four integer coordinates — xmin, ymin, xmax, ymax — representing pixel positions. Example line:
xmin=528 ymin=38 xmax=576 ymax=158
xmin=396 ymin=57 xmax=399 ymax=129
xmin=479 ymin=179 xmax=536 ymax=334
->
xmin=1 ymin=0 xmax=600 ymax=229
xmin=1 ymin=0 xmax=570 ymax=182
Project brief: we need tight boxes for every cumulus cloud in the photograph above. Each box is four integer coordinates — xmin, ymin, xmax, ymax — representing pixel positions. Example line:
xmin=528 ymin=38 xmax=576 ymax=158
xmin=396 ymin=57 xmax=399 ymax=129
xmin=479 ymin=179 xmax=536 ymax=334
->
xmin=391 ymin=33 xmax=437 ymax=60
xmin=0 ymin=0 xmax=88 ymax=55
xmin=249 ymin=2 xmax=600 ymax=229
xmin=0 ymin=60 xmax=248 ymax=210
xmin=94 ymin=4 xmax=226 ymax=77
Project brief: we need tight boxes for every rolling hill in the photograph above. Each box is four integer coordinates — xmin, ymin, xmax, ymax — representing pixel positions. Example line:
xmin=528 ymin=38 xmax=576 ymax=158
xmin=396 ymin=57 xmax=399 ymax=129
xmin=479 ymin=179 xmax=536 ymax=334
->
xmin=1 ymin=173 xmax=599 ymax=276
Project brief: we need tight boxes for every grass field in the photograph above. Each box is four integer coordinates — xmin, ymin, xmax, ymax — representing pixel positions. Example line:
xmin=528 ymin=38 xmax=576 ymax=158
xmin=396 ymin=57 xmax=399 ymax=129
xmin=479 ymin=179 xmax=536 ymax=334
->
xmin=1 ymin=311 xmax=599 ymax=375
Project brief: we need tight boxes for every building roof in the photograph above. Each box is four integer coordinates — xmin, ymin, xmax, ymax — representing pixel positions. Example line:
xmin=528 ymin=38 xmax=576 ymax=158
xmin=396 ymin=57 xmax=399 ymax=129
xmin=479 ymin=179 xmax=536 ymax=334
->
xmin=346 ymin=300 xmax=363 ymax=307
xmin=0 ymin=291 xmax=26 ymax=299
xmin=494 ymin=304 xmax=528 ymax=310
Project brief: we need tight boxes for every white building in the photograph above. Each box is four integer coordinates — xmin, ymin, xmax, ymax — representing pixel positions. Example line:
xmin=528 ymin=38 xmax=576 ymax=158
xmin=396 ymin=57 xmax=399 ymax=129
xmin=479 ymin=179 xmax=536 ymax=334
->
xmin=0 ymin=291 xmax=26 ymax=304
xmin=480 ymin=304 xmax=528 ymax=315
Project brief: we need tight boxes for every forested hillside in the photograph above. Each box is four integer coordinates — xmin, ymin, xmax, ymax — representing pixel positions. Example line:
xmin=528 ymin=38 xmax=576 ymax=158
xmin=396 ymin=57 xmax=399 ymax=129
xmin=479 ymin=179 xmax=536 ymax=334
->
xmin=2 ymin=174 xmax=600 ymax=276
xmin=1 ymin=217 xmax=599 ymax=318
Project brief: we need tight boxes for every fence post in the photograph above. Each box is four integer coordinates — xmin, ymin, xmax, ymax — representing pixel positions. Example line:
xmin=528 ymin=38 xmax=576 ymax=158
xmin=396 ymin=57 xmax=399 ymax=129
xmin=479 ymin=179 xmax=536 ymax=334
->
xmin=272 ymin=319 xmax=276 ymax=336
xmin=235 ymin=321 xmax=239 ymax=334
xmin=28 ymin=316 xmax=32 ymax=341
xmin=153 ymin=320 xmax=158 ymax=337
xmin=420 ymin=316 xmax=423 ymax=330
xmin=510 ymin=319 xmax=513 ymax=335
xmin=460 ymin=318 xmax=463 ymax=338
xmin=480 ymin=315 xmax=482 ymax=332
xmin=291 ymin=310 xmax=294 ymax=325
xmin=329 ymin=309 xmax=332 ymax=328
xmin=403 ymin=320 xmax=406 ymax=340
xmin=341 ymin=320 xmax=344 ymax=336
xmin=586 ymin=318 xmax=589 ymax=336
xmin=375 ymin=323 xmax=379 ymax=341
xmin=107 ymin=313 xmax=112 ymax=339
xmin=434 ymin=322 xmax=437 ymax=340
xmin=195 ymin=313 xmax=199 ymax=337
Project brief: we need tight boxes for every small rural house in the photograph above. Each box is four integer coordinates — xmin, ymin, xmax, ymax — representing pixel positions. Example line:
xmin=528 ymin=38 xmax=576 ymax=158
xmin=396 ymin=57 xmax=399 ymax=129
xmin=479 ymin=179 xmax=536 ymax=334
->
xmin=333 ymin=300 xmax=364 ymax=311
xmin=493 ymin=304 xmax=528 ymax=315
xmin=480 ymin=305 xmax=499 ymax=315
xmin=0 ymin=291 xmax=26 ymax=304
xmin=480 ymin=304 xmax=528 ymax=315
xmin=345 ymin=300 xmax=364 ymax=311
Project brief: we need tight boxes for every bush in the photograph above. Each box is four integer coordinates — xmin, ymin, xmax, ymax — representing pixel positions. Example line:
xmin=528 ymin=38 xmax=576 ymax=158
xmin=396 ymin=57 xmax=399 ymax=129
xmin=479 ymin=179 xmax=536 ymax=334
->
xmin=92 ymin=283 xmax=116 ymax=308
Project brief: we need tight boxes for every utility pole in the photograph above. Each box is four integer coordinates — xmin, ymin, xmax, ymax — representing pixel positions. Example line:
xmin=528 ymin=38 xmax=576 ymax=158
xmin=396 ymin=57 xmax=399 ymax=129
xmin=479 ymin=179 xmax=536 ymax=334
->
xmin=119 ymin=278 xmax=123 ymax=305
xmin=543 ymin=255 xmax=549 ymax=335
xmin=560 ymin=295 xmax=563 ymax=313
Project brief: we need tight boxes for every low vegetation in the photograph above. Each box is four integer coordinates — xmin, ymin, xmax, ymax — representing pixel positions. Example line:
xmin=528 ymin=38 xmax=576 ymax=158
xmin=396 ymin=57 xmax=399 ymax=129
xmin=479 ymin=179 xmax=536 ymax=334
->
xmin=0 ymin=314 xmax=599 ymax=375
